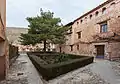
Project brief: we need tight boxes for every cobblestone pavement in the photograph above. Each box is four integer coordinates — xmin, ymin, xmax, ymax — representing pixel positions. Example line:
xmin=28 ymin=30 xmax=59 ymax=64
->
xmin=0 ymin=53 xmax=43 ymax=84
xmin=0 ymin=54 xmax=120 ymax=84
xmin=90 ymin=59 xmax=120 ymax=84
xmin=45 ymin=59 xmax=120 ymax=84
xmin=45 ymin=63 xmax=109 ymax=84
xmin=111 ymin=61 xmax=120 ymax=76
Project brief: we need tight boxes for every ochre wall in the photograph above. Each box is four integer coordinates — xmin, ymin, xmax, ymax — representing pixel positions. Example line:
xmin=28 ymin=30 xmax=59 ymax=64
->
xmin=0 ymin=0 xmax=7 ymax=80
xmin=57 ymin=0 xmax=120 ymax=59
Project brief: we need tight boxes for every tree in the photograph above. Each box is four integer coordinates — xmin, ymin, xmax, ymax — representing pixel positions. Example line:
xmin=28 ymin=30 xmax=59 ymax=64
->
xmin=19 ymin=9 xmax=69 ymax=52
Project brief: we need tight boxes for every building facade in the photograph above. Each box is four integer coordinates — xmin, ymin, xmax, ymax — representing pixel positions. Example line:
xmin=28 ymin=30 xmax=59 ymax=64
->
xmin=0 ymin=0 xmax=8 ymax=80
xmin=57 ymin=0 xmax=120 ymax=60
xmin=6 ymin=27 xmax=28 ymax=45
xmin=6 ymin=27 xmax=56 ymax=52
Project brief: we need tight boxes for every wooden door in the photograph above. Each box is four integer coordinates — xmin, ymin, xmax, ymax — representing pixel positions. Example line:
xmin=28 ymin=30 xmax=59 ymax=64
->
xmin=95 ymin=45 xmax=105 ymax=59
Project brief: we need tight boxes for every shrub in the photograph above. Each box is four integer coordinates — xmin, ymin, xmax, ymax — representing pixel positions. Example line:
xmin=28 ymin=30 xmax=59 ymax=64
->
xmin=27 ymin=52 xmax=94 ymax=80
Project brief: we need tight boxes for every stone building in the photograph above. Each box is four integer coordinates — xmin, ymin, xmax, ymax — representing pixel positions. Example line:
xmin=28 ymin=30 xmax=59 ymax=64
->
xmin=56 ymin=0 xmax=120 ymax=60
xmin=6 ymin=27 xmax=30 ymax=51
xmin=6 ymin=27 xmax=55 ymax=52
xmin=0 ymin=0 xmax=8 ymax=80
xmin=6 ymin=27 xmax=28 ymax=45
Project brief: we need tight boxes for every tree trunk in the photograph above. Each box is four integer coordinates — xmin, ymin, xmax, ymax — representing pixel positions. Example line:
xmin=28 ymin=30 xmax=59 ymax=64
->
xmin=43 ymin=40 xmax=46 ymax=52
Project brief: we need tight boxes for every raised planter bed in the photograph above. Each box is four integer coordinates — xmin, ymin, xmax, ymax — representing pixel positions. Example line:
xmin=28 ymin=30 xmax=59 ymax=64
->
xmin=27 ymin=52 xmax=94 ymax=80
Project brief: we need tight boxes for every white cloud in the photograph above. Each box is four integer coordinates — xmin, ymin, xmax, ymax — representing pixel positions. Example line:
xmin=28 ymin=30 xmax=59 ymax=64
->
xmin=7 ymin=0 xmax=107 ymax=27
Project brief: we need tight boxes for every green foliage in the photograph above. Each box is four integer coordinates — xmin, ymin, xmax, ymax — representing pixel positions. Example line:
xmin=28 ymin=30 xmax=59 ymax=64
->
xmin=27 ymin=52 xmax=94 ymax=80
xmin=19 ymin=9 xmax=69 ymax=51
xmin=55 ymin=54 xmax=72 ymax=63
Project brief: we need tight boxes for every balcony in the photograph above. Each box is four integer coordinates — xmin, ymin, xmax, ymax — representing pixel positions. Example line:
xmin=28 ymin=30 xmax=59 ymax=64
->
xmin=93 ymin=32 xmax=115 ymax=41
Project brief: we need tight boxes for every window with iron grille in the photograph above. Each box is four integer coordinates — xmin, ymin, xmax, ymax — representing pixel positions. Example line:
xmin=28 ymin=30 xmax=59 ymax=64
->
xmin=77 ymin=31 xmax=81 ymax=39
xmin=100 ymin=22 xmax=108 ymax=33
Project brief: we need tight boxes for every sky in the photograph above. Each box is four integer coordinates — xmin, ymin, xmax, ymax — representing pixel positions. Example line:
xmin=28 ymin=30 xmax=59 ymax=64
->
xmin=7 ymin=0 xmax=107 ymax=28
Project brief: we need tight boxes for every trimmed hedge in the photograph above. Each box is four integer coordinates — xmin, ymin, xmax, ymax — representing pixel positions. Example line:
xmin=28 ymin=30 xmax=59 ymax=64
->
xmin=28 ymin=52 xmax=94 ymax=80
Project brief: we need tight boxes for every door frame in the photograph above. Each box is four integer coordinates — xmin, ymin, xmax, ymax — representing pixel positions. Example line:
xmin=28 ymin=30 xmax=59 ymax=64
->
xmin=95 ymin=45 xmax=105 ymax=59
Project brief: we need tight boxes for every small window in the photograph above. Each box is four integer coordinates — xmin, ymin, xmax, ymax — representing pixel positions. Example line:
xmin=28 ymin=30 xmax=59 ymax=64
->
xmin=59 ymin=47 xmax=62 ymax=53
xmin=100 ymin=22 xmax=108 ymax=33
xmin=70 ymin=45 xmax=73 ymax=51
xmin=85 ymin=17 xmax=87 ymax=19
xmin=77 ymin=44 xmax=79 ymax=50
xmin=77 ymin=31 xmax=81 ymax=39
xmin=95 ymin=11 xmax=99 ymax=16
xmin=102 ymin=7 xmax=106 ymax=14
xmin=90 ymin=14 xmax=92 ymax=19
xmin=111 ymin=2 xmax=115 ymax=5
xmin=70 ymin=28 xmax=72 ymax=33
xmin=81 ymin=20 xmax=83 ymax=23
xmin=77 ymin=21 xmax=79 ymax=25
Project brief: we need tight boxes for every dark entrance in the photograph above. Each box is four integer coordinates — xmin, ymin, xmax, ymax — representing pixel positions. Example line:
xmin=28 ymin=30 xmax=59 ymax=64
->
xmin=95 ymin=45 xmax=105 ymax=59
xmin=59 ymin=47 xmax=62 ymax=53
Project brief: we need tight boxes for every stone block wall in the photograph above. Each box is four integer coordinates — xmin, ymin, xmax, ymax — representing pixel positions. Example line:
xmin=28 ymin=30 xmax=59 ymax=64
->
xmin=57 ymin=0 xmax=120 ymax=59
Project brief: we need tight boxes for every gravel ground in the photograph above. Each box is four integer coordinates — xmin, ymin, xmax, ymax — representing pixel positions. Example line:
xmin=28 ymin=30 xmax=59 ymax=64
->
xmin=0 ymin=53 xmax=43 ymax=84
xmin=44 ymin=60 xmax=120 ymax=84
xmin=110 ymin=61 xmax=120 ymax=76
xmin=44 ymin=63 xmax=109 ymax=84
xmin=0 ymin=57 xmax=28 ymax=84
xmin=0 ymin=54 xmax=120 ymax=84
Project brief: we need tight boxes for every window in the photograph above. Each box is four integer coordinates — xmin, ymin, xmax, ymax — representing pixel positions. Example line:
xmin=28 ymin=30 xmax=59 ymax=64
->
xmin=95 ymin=11 xmax=99 ymax=16
xmin=77 ymin=21 xmax=79 ymax=25
xmin=111 ymin=2 xmax=115 ymax=5
xmin=77 ymin=44 xmax=79 ymax=50
xmin=90 ymin=14 xmax=92 ymax=19
xmin=59 ymin=47 xmax=62 ymax=52
xmin=102 ymin=7 xmax=106 ymax=14
xmin=70 ymin=28 xmax=72 ymax=33
xmin=100 ymin=22 xmax=108 ymax=33
xmin=70 ymin=45 xmax=73 ymax=51
xmin=85 ymin=17 xmax=87 ymax=19
xmin=77 ymin=31 xmax=81 ymax=39
xmin=81 ymin=20 xmax=83 ymax=23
